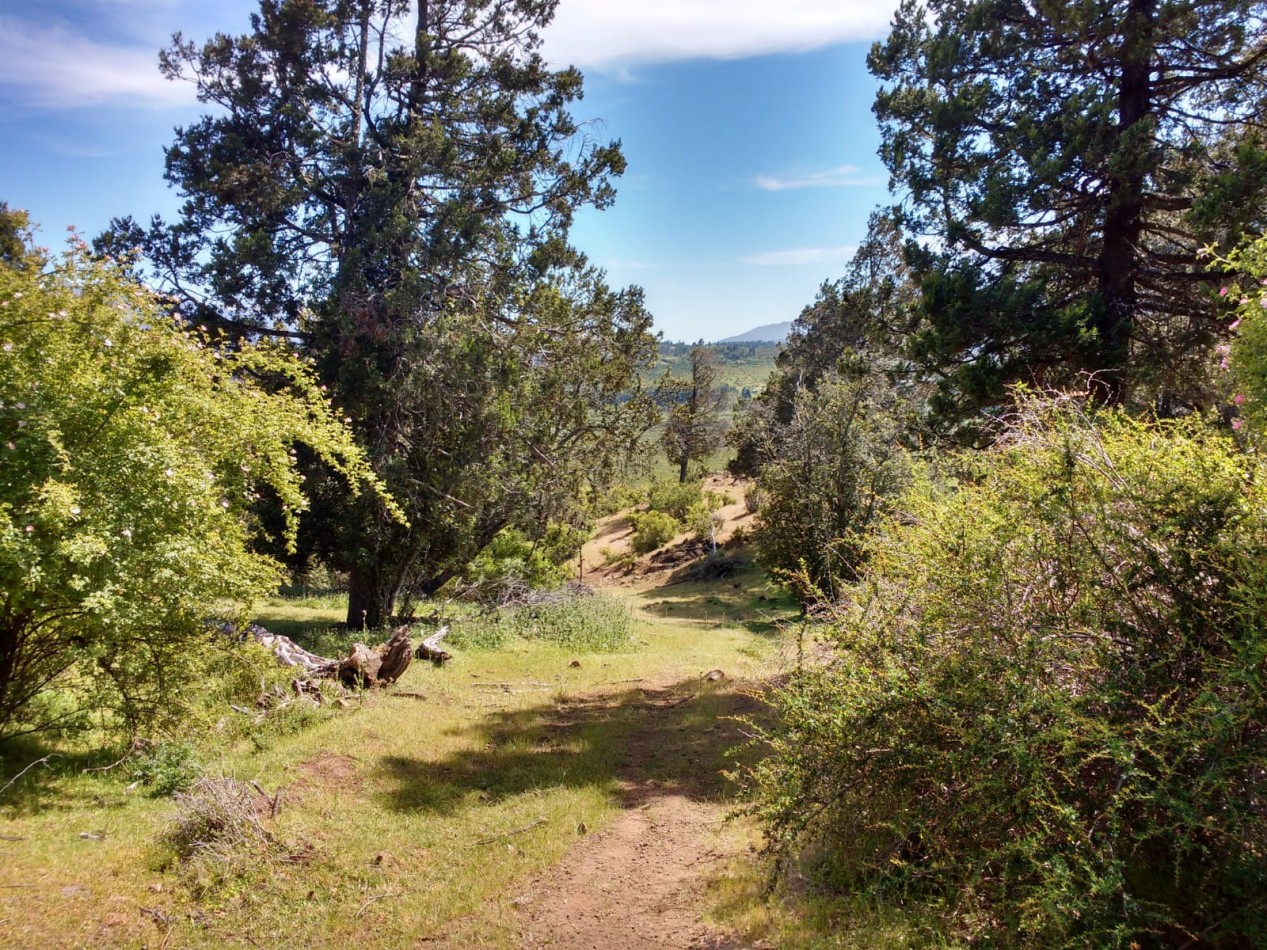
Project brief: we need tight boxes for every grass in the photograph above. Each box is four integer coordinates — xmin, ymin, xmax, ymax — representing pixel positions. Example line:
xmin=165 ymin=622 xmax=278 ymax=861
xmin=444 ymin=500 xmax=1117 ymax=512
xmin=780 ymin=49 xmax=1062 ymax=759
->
xmin=2 ymin=540 xmax=935 ymax=949
xmin=0 ymin=568 xmax=811 ymax=949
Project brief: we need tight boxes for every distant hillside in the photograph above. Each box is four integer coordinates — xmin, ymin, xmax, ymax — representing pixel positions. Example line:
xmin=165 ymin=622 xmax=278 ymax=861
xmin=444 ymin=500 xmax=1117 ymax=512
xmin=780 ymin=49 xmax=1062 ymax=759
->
xmin=717 ymin=321 xmax=793 ymax=344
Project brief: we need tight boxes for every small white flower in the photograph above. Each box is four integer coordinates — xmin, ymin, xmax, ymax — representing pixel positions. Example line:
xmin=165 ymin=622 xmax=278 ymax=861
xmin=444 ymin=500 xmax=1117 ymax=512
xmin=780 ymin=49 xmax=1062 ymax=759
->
xmin=24 ymin=525 xmax=34 ymax=533
xmin=15 ymin=402 xmax=24 ymax=410
xmin=165 ymin=468 xmax=174 ymax=478
xmin=5 ymin=442 xmax=14 ymax=450
xmin=220 ymin=499 xmax=230 ymax=509
xmin=122 ymin=528 xmax=132 ymax=539
xmin=103 ymin=338 xmax=113 ymax=348
xmin=69 ymin=506 xmax=80 ymax=516
xmin=2 ymin=343 xmax=11 ymax=352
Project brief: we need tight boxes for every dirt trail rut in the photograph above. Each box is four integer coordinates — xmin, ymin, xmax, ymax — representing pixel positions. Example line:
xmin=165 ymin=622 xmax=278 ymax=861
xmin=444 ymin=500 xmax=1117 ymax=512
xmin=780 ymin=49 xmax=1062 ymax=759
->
xmin=513 ymin=683 xmax=760 ymax=950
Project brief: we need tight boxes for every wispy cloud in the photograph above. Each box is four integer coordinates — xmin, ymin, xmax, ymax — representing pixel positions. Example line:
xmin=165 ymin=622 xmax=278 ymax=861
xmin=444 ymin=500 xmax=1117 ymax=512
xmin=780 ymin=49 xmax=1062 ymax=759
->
xmin=742 ymin=245 xmax=858 ymax=267
xmin=0 ymin=16 xmax=194 ymax=109
xmin=544 ymin=0 xmax=892 ymax=70
xmin=754 ymin=164 xmax=883 ymax=191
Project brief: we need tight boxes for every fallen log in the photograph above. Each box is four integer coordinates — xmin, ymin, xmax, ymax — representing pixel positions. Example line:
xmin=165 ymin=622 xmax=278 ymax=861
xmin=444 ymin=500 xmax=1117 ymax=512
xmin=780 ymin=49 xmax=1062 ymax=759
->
xmin=225 ymin=622 xmax=416 ymax=687
xmin=415 ymin=625 xmax=452 ymax=666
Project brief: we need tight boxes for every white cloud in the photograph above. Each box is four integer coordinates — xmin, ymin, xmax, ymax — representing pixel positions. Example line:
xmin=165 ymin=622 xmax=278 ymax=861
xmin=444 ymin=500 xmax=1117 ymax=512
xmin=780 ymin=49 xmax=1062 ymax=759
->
xmin=754 ymin=164 xmax=883 ymax=191
xmin=742 ymin=245 xmax=857 ymax=267
xmin=543 ymin=0 xmax=893 ymax=70
xmin=0 ymin=16 xmax=194 ymax=109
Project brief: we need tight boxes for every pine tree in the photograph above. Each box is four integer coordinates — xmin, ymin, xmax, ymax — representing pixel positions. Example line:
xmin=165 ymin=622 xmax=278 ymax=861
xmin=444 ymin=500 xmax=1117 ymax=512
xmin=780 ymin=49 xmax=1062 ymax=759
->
xmin=871 ymin=0 xmax=1267 ymax=415
xmin=116 ymin=0 xmax=657 ymax=627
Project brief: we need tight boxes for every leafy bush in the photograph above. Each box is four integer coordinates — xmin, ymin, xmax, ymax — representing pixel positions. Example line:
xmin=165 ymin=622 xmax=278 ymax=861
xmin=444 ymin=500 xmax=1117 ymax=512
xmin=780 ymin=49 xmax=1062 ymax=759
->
xmin=599 ymin=545 xmax=636 ymax=570
xmin=646 ymin=478 xmax=703 ymax=520
xmin=747 ymin=396 xmax=1267 ymax=946
xmin=130 ymin=742 xmax=201 ymax=797
xmin=0 ymin=240 xmax=385 ymax=738
xmin=460 ymin=524 xmax=586 ymax=594
xmin=685 ymin=501 xmax=724 ymax=545
xmin=749 ymin=373 xmax=909 ymax=601
xmin=629 ymin=510 xmax=681 ymax=554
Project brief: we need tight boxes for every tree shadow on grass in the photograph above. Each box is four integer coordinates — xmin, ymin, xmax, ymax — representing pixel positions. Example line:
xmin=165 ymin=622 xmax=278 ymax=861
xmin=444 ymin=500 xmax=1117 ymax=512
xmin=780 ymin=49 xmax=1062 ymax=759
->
xmin=0 ymin=736 xmax=142 ymax=817
xmin=376 ymin=679 xmax=772 ymax=816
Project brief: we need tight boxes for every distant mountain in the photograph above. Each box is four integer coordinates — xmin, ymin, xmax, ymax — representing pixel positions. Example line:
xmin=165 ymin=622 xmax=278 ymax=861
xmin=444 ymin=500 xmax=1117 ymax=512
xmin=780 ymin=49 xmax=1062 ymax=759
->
xmin=716 ymin=321 xmax=793 ymax=344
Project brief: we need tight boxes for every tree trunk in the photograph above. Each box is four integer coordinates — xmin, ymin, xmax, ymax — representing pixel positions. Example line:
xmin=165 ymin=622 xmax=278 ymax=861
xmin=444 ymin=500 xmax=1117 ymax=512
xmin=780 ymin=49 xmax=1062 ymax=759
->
xmin=1093 ymin=0 xmax=1155 ymax=405
xmin=346 ymin=566 xmax=396 ymax=630
xmin=679 ymin=456 xmax=689 ymax=483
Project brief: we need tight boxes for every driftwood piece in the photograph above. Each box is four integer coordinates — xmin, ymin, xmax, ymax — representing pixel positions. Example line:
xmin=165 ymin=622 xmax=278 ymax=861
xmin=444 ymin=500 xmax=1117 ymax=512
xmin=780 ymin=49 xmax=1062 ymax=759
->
xmin=228 ymin=623 xmax=339 ymax=677
xmin=340 ymin=643 xmax=382 ymax=688
xmin=415 ymin=625 xmax=452 ymax=666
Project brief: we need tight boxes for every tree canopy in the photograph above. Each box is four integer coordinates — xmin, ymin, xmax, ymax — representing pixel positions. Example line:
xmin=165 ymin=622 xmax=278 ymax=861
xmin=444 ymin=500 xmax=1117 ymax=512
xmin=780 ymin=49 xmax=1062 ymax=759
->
xmin=661 ymin=346 xmax=727 ymax=483
xmin=109 ymin=0 xmax=658 ymax=627
xmin=871 ymin=0 xmax=1267 ymax=416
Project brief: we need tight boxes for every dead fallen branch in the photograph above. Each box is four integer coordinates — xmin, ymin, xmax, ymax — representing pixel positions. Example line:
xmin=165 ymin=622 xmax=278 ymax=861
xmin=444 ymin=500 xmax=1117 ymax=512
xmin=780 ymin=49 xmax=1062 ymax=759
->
xmin=415 ymin=625 xmax=452 ymax=666
xmin=355 ymin=890 xmax=400 ymax=918
xmin=473 ymin=817 xmax=548 ymax=846
xmin=222 ymin=622 xmax=416 ymax=688
xmin=0 ymin=754 xmax=59 ymax=800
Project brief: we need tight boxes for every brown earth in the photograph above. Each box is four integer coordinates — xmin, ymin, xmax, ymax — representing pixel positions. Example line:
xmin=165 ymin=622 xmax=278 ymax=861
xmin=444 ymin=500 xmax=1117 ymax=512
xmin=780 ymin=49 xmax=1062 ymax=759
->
xmin=512 ymin=681 xmax=767 ymax=950
xmin=580 ymin=475 xmax=756 ymax=587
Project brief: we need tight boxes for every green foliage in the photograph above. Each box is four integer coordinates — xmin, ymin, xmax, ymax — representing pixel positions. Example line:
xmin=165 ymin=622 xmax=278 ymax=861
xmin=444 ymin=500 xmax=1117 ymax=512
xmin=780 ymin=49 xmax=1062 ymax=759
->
xmin=460 ymin=525 xmax=586 ymax=594
xmin=628 ymin=510 xmax=681 ymax=554
xmin=129 ymin=0 xmax=657 ymax=630
xmin=747 ymin=396 xmax=1267 ymax=945
xmin=870 ymin=0 xmax=1267 ymax=413
xmin=646 ymin=479 xmax=703 ymax=521
xmin=450 ymin=591 xmax=634 ymax=653
xmin=748 ymin=373 xmax=910 ymax=600
xmin=1221 ymin=233 xmax=1267 ymax=432
xmin=0 ymin=239 xmax=382 ymax=739
xmin=661 ymin=347 xmax=728 ymax=481
xmin=130 ymin=742 xmax=201 ymax=798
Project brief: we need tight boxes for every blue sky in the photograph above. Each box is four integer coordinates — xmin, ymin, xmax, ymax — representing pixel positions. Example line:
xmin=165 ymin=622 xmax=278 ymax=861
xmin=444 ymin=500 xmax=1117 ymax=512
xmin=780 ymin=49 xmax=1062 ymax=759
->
xmin=0 ymin=1 xmax=895 ymax=342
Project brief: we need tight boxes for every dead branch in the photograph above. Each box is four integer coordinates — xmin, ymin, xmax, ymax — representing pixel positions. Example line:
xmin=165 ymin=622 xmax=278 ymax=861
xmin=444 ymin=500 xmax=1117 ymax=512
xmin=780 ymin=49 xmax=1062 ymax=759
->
xmin=355 ymin=890 xmax=400 ymax=917
xmin=415 ymin=625 xmax=452 ymax=666
xmin=473 ymin=817 xmax=548 ymax=846
xmin=0 ymin=754 xmax=59 ymax=800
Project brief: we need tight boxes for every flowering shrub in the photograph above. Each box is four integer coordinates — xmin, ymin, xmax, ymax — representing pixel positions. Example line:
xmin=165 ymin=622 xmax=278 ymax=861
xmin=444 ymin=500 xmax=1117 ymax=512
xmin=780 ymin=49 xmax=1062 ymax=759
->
xmin=746 ymin=395 xmax=1267 ymax=946
xmin=0 ymin=240 xmax=387 ymax=738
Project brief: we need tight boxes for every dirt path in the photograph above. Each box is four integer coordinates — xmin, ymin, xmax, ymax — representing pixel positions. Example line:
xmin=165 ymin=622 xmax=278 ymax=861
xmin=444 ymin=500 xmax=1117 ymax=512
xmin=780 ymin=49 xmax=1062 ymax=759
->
xmin=513 ymin=684 xmax=758 ymax=950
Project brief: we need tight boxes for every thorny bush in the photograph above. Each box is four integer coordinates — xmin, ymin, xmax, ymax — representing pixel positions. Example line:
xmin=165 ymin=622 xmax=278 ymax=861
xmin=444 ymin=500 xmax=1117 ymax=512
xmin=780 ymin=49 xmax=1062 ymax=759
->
xmin=746 ymin=394 xmax=1267 ymax=947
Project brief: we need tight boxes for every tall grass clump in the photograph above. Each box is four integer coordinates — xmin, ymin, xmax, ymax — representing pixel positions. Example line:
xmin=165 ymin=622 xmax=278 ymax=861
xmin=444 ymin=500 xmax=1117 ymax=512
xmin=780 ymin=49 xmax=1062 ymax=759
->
xmin=452 ymin=590 xmax=635 ymax=652
xmin=747 ymin=394 xmax=1267 ymax=947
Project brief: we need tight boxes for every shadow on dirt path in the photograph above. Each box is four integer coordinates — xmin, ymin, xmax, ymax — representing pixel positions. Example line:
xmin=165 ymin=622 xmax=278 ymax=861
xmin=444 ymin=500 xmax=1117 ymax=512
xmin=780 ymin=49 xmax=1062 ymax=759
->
xmin=376 ymin=675 xmax=773 ymax=949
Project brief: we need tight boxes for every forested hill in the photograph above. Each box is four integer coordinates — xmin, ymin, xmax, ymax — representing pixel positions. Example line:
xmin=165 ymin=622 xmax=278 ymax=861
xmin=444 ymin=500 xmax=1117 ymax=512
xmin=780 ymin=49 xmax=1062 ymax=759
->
xmin=654 ymin=340 xmax=780 ymax=398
